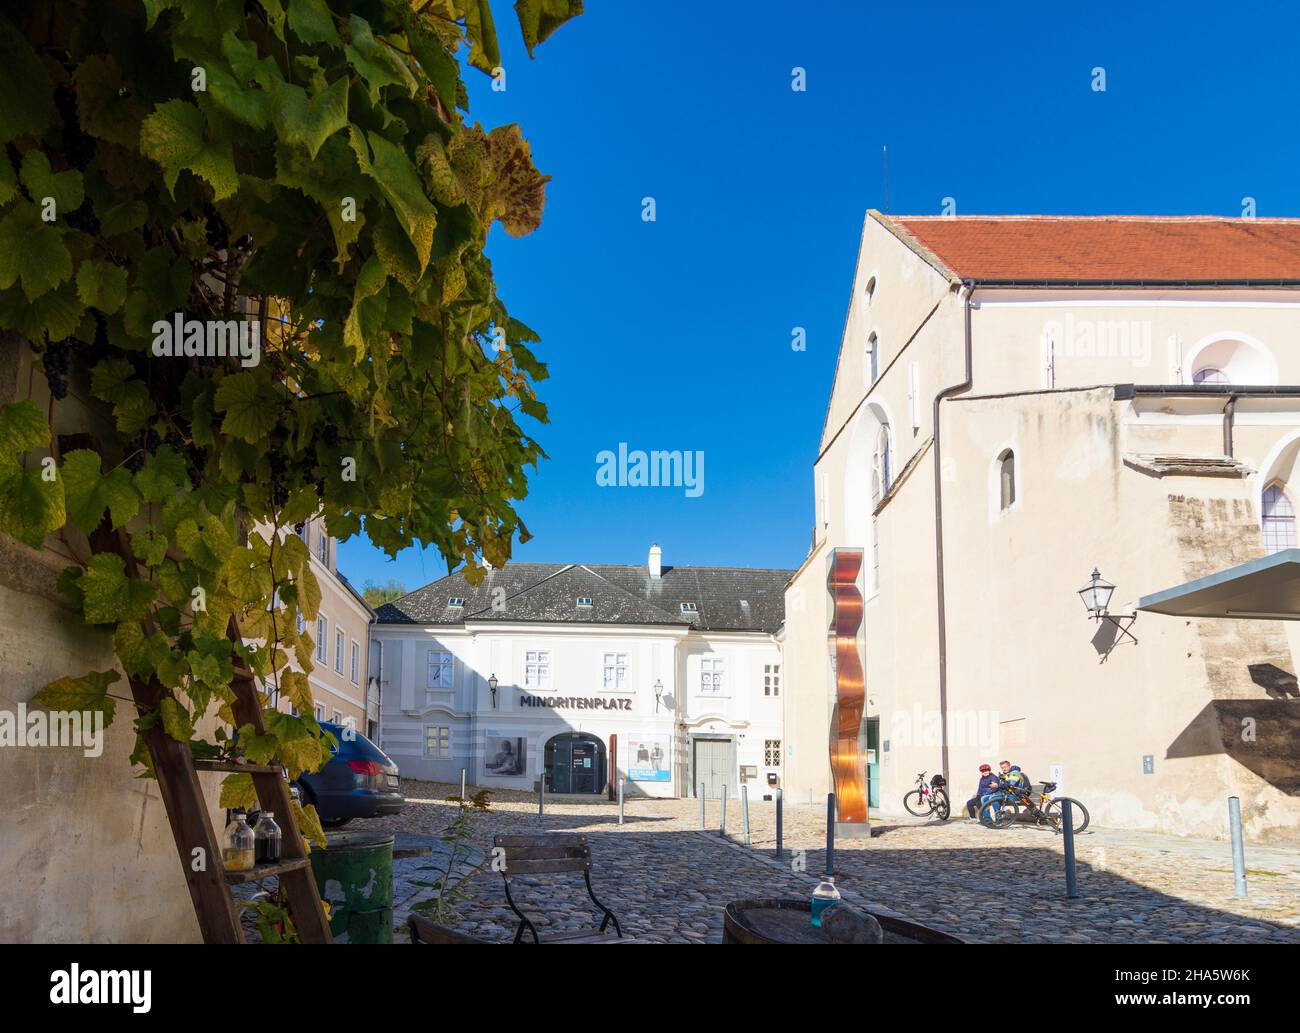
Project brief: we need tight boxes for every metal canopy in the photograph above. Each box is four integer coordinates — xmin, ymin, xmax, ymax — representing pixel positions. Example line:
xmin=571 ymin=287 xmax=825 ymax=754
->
xmin=1138 ymin=548 xmax=1300 ymax=620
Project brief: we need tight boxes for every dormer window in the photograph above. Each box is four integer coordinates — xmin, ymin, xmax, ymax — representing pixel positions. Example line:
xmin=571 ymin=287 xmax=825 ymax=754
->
xmin=448 ymin=597 xmax=465 ymax=608
xmin=680 ymin=602 xmax=698 ymax=614
xmin=576 ymin=597 xmax=593 ymax=608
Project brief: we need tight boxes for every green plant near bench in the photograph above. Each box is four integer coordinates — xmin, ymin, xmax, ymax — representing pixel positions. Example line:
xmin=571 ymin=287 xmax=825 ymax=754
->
xmin=409 ymin=789 xmax=494 ymax=927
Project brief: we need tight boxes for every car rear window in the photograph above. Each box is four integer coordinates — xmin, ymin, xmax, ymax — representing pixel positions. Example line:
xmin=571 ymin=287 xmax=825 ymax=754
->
xmin=320 ymin=723 xmax=389 ymax=763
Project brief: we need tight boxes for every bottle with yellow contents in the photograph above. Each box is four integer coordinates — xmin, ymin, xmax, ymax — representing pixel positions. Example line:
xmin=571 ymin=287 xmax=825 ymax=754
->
xmin=222 ymin=811 xmax=255 ymax=872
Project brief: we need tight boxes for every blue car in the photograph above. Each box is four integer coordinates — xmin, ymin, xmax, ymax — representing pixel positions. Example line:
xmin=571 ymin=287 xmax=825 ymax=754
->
xmin=294 ymin=722 xmax=405 ymax=828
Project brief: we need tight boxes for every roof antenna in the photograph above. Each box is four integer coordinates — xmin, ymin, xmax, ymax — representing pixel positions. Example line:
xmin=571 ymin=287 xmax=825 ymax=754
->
xmin=882 ymin=145 xmax=891 ymax=215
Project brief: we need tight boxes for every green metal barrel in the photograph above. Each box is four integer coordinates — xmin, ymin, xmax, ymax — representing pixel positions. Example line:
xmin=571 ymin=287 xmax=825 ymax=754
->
xmin=310 ymin=831 xmax=395 ymax=944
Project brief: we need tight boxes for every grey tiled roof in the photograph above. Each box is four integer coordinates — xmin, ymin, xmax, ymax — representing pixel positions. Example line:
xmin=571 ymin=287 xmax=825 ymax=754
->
xmin=374 ymin=562 xmax=793 ymax=633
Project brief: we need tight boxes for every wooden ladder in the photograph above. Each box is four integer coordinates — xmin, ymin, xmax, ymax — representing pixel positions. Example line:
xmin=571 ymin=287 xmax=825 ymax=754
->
xmin=126 ymin=656 xmax=334 ymax=943
xmin=76 ymin=470 xmax=332 ymax=944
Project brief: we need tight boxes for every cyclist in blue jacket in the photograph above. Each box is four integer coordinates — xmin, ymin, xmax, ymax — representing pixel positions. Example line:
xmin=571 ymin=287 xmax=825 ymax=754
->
xmin=966 ymin=763 xmax=1001 ymax=819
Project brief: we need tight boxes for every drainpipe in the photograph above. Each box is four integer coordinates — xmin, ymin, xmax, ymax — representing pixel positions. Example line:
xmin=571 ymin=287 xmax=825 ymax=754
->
xmin=932 ymin=282 xmax=976 ymax=788
xmin=1223 ymin=395 xmax=1238 ymax=458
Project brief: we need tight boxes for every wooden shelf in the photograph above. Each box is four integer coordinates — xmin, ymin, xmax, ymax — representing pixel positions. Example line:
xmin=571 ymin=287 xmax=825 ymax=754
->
xmin=224 ymin=857 xmax=311 ymax=884
xmin=193 ymin=759 xmax=283 ymax=775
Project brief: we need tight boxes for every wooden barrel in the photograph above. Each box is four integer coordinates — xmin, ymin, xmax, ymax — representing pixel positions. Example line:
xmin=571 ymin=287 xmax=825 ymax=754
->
xmin=723 ymin=898 xmax=965 ymax=944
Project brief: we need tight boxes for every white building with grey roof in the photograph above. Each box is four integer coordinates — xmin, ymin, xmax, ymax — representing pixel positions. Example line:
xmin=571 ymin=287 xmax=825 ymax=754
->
xmin=369 ymin=545 xmax=792 ymax=800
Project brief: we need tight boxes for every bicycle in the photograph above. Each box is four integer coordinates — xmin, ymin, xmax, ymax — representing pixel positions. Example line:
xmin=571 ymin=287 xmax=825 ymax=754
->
xmin=903 ymin=771 xmax=950 ymax=820
xmin=978 ymin=780 xmax=1089 ymax=834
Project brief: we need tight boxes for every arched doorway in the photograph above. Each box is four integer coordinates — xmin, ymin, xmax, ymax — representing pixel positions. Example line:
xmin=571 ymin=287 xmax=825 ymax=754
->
xmin=544 ymin=732 xmax=607 ymax=794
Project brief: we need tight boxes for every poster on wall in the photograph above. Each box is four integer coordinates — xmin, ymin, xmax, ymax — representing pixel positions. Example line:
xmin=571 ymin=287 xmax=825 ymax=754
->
xmin=484 ymin=733 xmax=526 ymax=776
xmin=626 ymin=737 xmax=669 ymax=782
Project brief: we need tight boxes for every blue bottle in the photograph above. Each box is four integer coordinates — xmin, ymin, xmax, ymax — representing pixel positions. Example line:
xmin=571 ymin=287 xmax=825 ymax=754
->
xmin=810 ymin=875 xmax=840 ymax=927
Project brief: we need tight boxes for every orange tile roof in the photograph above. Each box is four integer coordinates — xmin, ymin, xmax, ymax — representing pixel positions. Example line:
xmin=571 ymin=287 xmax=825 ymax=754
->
xmin=878 ymin=213 xmax=1300 ymax=283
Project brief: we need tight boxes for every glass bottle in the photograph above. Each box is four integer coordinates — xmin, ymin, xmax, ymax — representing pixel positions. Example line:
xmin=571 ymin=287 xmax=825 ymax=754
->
xmin=254 ymin=811 xmax=282 ymax=865
xmin=222 ymin=812 xmax=255 ymax=872
xmin=810 ymin=875 xmax=841 ymax=927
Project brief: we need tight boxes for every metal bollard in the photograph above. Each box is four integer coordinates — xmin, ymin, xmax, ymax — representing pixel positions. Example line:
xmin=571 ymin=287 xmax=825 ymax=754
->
xmin=538 ymin=777 xmax=545 ymax=817
xmin=720 ymin=784 xmax=728 ymax=836
xmin=1229 ymin=796 xmax=1247 ymax=897
xmin=460 ymin=768 xmax=466 ymax=802
xmin=775 ymin=787 xmax=784 ymax=858
xmin=741 ymin=784 xmax=751 ymax=846
xmin=1061 ymin=799 xmax=1079 ymax=899
xmin=618 ymin=777 xmax=625 ymax=825
xmin=826 ymin=792 xmax=836 ymax=875
xmin=699 ymin=783 xmax=705 ymax=828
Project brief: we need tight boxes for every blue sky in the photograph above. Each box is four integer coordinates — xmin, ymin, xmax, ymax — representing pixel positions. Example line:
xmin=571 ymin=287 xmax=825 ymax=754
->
xmin=339 ymin=0 xmax=1300 ymax=593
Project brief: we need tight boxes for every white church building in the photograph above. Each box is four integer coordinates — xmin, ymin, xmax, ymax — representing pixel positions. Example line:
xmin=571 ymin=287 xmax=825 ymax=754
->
xmin=369 ymin=547 xmax=790 ymax=799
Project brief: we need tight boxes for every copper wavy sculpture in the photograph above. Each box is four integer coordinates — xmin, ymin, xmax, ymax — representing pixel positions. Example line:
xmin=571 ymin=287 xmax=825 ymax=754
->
xmin=827 ymin=549 xmax=867 ymax=825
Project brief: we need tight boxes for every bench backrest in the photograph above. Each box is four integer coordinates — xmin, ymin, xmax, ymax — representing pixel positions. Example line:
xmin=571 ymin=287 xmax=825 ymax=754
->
xmin=494 ymin=834 xmax=592 ymax=876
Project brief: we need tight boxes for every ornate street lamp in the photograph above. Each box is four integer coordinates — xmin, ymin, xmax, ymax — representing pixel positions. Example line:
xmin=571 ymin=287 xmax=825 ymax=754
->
xmin=488 ymin=673 xmax=499 ymax=709
xmin=1077 ymin=568 xmax=1136 ymax=655
xmin=1077 ymin=568 xmax=1116 ymax=618
xmin=653 ymin=678 xmax=663 ymax=713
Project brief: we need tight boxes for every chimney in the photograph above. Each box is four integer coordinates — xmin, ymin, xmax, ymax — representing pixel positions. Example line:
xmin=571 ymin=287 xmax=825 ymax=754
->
xmin=648 ymin=543 xmax=662 ymax=580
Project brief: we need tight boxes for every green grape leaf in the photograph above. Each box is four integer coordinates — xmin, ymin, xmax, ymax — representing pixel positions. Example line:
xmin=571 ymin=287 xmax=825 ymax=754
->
xmin=159 ymin=696 xmax=195 ymax=742
xmin=0 ymin=204 xmax=73 ymax=301
xmin=62 ymin=449 xmax=142 ymax=531
xmin=214 ymin=371 xmax=280 ymax=443
xmin=0 ymin=16 xmax=53 ymax=144
xmin=76 ymin=260 xmax=130 ymax=315
xmin=31 ymin=669 xmax=120 ymax=726
xmin=269 ymin=75 xmax=349 ymax=160
xmin=19 ymin=151 xmax=84 ymax=216
xmin=80 ymin=552 xmax=158 ymax=624
xmin=0 ymin=400 xmax=49 ymax=459
xmin=0 ymin=465 xmax=65 ymax=549
xmin=140 ymin=100 xmax=239 ymax=200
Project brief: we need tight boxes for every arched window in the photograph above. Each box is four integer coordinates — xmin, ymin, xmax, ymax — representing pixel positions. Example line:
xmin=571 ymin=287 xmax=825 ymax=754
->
xmin=864 ymin=276 xmax=876 ymax=305
xmin=1193 ymin=367 xmax=1229 ymax=385
xmin=867 ymin=332 xmax=879 ymax=386
xmin=1262 ymin=483 xmax=1297 ymax=554
xmin=998 ymin=449 xmax=1016 ymax=510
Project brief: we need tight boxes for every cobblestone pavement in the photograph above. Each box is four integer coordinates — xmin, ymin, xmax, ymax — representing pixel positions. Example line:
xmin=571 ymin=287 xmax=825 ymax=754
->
xmin=367 ymin=781 xmax=1300 ymax=944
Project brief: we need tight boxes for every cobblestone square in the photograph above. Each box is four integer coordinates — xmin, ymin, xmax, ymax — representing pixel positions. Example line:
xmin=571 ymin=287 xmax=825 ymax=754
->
xmin=372 ymin=781 xmax=1300 ymax=944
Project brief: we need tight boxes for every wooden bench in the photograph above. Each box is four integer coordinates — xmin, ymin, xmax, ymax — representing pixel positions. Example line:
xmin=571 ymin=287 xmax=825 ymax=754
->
xmin=495 ymin=834 xmax=623 ymax=943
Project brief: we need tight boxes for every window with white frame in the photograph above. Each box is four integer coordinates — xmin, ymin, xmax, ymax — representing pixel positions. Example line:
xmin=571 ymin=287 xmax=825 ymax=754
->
xmin=296 ymin=610 xmax=305 ymax=634
xmin=317 ymin=527 xmax=329 ymax=564
xmin=998 ymin=449 xmax=1016 ymax=511
xmin=334 ymin=628 xmax=344 ymax=674
xmin=1262 ymin=483 xmax=1297 ymax=554
xmin=765 ymin=739 xmax=782 ymax=766
xmin=332 ymin=709 xmax=342 ymax=724
xmin=350 ymin=641 xmax=360 ymax=684
xmin=602 ymin=652 xmax=627 ymax=690
xmin=700 ymin=656 xmax=724 ymax=693
xmin=314 ymin=703 xmax=325 ymax=721
xmin=426 ymin=725 xmax=451 ymax=758
xmin=426 ymin=649 xmax=453 ymax=688
xmin=315 ymin=616 xmax=327 ymax=662
xmin=868 ymin=332 xmax=879 ymax=386
xmin=524 ymin=649 xmax=551 ymax=688
xmin=764 ymin=664 xmax=781 ymax=697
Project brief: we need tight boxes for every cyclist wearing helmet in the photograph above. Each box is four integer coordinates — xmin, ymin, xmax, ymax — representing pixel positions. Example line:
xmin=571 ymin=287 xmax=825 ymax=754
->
xmin=967 ymin=763 xmax=1000 ymax=819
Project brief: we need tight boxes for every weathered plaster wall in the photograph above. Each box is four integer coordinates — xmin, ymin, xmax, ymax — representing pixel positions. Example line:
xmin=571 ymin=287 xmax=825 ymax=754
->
xmin=0 ymin=334 xmax=217 ymax=942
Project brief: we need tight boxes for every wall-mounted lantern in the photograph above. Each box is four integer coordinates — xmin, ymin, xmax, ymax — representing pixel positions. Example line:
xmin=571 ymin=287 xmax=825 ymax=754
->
xmin=1077 ymin=568 xmax=1137 ymax=654
xmin=488 ymin=673 xmax=499 ymax=709
xmin=653 ymin=678 xmax=663 ymax=713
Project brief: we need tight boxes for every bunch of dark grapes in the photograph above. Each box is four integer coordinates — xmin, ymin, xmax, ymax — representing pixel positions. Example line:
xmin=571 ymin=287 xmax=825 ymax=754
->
xmin=321 ymin=420 xmax=340 ymax=448
xmin=65 ymin=199 xmax=100 ymax=236
xmin=124 ymin=450 xmax=145 ymax=473
xmin=203 ymin=202 xmax=229 ymax=250
xmin=53 ymin=83 xmax=96 ymax=172
xmin=268 ymin=449 xmax=290 ymax=508
xmin=41 ymin=339 xmax=74 ymax=400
